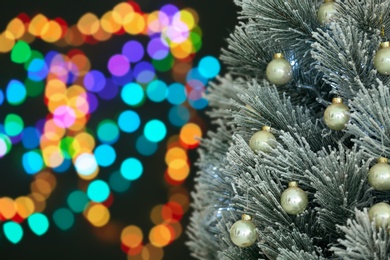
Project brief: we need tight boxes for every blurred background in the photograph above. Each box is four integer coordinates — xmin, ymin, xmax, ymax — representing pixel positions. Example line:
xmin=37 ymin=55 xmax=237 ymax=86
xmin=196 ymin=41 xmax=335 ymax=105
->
xmin=0 ymin=1 xmax=237 ymax=259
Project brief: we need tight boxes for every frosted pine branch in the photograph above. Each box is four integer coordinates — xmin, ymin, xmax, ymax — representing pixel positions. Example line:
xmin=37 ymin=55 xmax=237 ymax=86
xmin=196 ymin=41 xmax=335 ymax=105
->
xmin=331 ymin=208 xmax=390 ymax=259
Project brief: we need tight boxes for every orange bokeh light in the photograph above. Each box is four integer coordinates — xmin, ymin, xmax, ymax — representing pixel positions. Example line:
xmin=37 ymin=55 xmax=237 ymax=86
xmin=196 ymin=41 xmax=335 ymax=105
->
xmin=6 ymin=18 xmax=25 ymax=39
xmin=123 ymin=12 xmax=145 ymax=35
xmin=148 ymin=224 xmax=173 ymax=248
xmin=121 ymin=225 xmax=143 ymax=249
xmin=41 ymin=20 xmax=62 ymax=42
xmin=0 ymin=197 xmax=16 ymax=220
xmin=179 ymin=123 xmax=202 ymax=148
xmin=77 ymin=13 xmax=100 ymax=35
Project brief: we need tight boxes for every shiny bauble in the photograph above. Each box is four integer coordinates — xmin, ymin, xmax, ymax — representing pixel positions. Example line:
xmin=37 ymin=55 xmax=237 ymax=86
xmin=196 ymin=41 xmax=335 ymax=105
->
xmin=374 ymin=42 xmax=390 ymax=75
xmin=266 ymin=53 xmax=293 ymax=85
xmin=368 ymin=202 xmax=390 ymax=229
xmin=317 ymin=0 xmax=337 ymax=25
xmin=229 ymin=214 xmax=257 ymax=247
xmin=368 ymin=157 xmax=390 ymax=191
xmin=280 ymin=181 xmax=308 ymax=215
xmin=323 ymin=97 xmax=350 ymax=130
xmin=249 ymin=126 xmax=276 ymax=153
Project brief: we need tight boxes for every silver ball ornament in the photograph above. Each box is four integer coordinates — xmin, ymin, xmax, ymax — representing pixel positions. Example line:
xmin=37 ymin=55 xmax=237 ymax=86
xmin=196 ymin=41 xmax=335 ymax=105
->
xmin=266 ymin=53 xmax=293 ymax=86
xmin=229 ymin=214 xmax=257 ymax=247
xmin=280 ymin=182 xmax=308 ymax=215
xmin=317 ymin=0 xmax=337 ymax=25
xmin=249 ymin=126 xmax=276 ymax=153
xmin=368 ymin=157 xmax=390 ymax=191
xmin=323 ymin=97 xmax=350 ymax=130
xmin=368 ymin=202 xmax=390 ymax=229
xmin=374 ymin=42 xmax=390 ymax=75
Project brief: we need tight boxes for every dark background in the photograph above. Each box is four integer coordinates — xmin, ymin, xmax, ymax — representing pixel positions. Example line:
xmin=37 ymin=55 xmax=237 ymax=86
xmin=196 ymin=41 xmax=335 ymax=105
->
xmin=0 ymin=1 xmax=238 ymax=259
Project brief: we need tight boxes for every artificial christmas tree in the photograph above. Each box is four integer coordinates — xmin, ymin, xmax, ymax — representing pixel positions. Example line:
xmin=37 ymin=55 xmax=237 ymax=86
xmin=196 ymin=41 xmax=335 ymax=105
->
xmin=187 ymin=0 xmax=390 ymax=259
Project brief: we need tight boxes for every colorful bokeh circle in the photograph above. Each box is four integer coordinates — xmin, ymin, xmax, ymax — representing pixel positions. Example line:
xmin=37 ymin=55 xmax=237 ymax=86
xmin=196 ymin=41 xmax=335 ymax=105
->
xmin=0 ymin=2 xmax=219 ymax=259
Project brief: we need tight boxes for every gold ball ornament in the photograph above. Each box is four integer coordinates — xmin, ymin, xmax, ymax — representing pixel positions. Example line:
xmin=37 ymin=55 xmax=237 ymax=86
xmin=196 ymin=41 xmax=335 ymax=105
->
xmin=323 ymin=97 xmax=350 ymax=130
xmin=374 ymin=42 xmax=390 ymax=75
xmin=249 ymin=126 xmax=276 ymax=153
xmin=266 ymin=53 xmax=293 ymax=86
xmin=317 ymin=0 xmax=337 ymax=25
xmin=368 ymin=157 xmax=390 ymax=191
xmin=230 ymin=214 xmax=257 ymax=247
xmin=280 ymin=181 xmax=308 ymax=215
xmin=368 ymin=202 xmax=390 ymax=229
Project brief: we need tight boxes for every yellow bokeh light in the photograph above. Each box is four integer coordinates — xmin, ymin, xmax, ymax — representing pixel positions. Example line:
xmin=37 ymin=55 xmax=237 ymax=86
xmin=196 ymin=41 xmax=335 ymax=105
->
xmin=176 ymin=10 xmax=195 ymax=30
xmin=77 ymin=13 xmax=100 ymax=35
xmin=73 ymin=132 xmax=95 ymax=153
xmin=46 ymin=78 xmax=67 ymax=99
xmin=112 ymin=2 xmax=134 ymax=25
xmin=123 ymin=12 xmax=145 ymax=35
xmin=185 ymin=8 xmax=199 ymax=26
xmin=28 ymin=14 xmax=49 ymax=36
xmin=101 ymin=11 xmax=122 ymax=34
xmin=6 ymin=18 xmax=25 ymax=39
xmin=41 ymin=20 xmax=62 ymax=42
xmin=66 ymin=84 xmax=87 ymax=100
xmin=170 ymin=39 xmax=194 ymax=59
xmin=47 ymin=93 xmax=67 ymax=114
xmin=121 ymin=225 xmax=143 ymax=248
xmin=15 ymin=196 xmax=35 ymax=219
xmin=0 ymin=31 xmax=15 ymax=53
xmin=167 ymin=159 xmax=190 ymax=181
xmin=41 ymin=145 xmax=64 ymax=168
xmin=86 ymin=204 xmax=110 ymax=227
xmin=165 ymin=147 xmax=187 ymax=165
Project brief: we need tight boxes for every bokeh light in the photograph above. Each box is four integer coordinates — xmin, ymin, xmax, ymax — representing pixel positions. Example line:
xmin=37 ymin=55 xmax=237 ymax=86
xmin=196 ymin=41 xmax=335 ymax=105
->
xmin=67 ymin=190 xmax=89 ymax=213
xmin=121 ymin=82 xmax=145 ymax=106
xmin=120 ymin=158 xmax=143 ymax=181
xmin=3 ymin=221 xmax=23 ymax=244
xmin=117 ymin=110 xmax=140 ymax=133
xmin=87 ymin=180 xmax=110 ymax=203
xmin=53 ymin=208 xmax=75 ymax=231
xmin=27 ymin=213 xmax=49 ymax=236
xmin=144 ymin=119 xmax=166 ymax=143
xmin=0 ymin=2 xmax=221 ymax=258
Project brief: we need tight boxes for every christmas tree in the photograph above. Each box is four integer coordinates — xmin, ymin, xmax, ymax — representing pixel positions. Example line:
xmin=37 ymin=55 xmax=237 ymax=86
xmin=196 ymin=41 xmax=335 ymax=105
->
xmin=186 ymin=0 xmax=390 ymax=259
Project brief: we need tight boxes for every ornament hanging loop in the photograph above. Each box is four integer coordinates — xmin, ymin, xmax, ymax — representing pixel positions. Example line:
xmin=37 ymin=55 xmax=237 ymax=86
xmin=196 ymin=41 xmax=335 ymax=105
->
xmin=242 ymin=214 xmax=252 ymax=221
